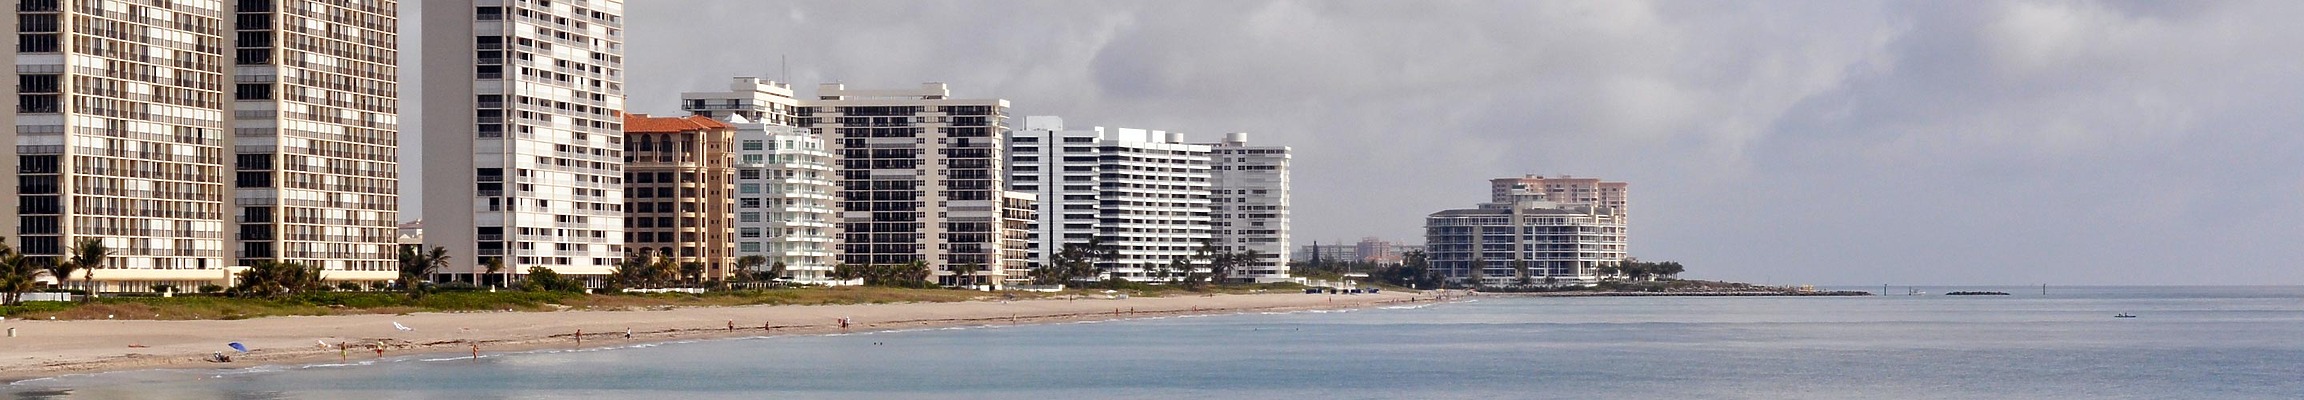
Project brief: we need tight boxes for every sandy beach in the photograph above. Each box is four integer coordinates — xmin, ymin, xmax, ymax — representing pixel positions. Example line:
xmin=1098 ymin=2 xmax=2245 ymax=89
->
xmin=0 ymin=291 xmax=1427 ymax=383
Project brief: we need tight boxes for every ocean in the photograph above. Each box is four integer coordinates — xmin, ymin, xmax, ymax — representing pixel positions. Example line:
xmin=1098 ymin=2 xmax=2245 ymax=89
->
xmin=9 ymin=286 xmax=2302 ymax=399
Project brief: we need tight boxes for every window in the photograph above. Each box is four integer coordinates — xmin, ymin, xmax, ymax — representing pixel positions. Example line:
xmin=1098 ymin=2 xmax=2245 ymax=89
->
xmin=739 ymin=228 xmax=762 ymax=238
xmin=740 ymin=212 xmax=761 ymax=223
xmin=740 ymin=184 xmax=761 ymax=194
xmin=742 ymin=154 xmax=764 ymax=164
xmin=739 ymin=169 xmax=761 ymax=179
xmin=739 ymin=242 xmax=762 ymax=253
xmin=235 ymin=84 xmax=272 ymax=100
xmin=741 ymin=140 xmax=764 ymax=151
xmin=740 ymin=198 xmax=762 ymax=208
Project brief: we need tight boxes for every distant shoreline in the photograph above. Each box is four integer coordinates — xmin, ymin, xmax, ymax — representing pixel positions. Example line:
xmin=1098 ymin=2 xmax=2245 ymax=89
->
xmin=1482 ymin=290 xmax=1872 ymax=297
xmin=0 ymin=292 xmax=1428 ymax=384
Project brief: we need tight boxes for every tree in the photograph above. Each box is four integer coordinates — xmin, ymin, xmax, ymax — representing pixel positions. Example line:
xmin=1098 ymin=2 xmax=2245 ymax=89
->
xmin=234 ymin=261 xmax=323 ymax=298
xmin=650 ymin=250 xmax=679 ymax=288
xmin=521 ymin=266 xmax=584 ymax=292
xmin=0 ymin=240 xmax=43 ymax=305
xmin=608 ymin=253 xmax=657 ymax=290
xmin=482 ymin=257 xmax=505 ymax=288
xmin=766 ymin=261 xmax=788 ymax=282
xmin=67 ymin=238 xmax=110 ymax=301
xmin=680 ymin=262 xmax=705 ymax=286
xmin=1513 ymin=261 xmax=1533 ymax=287
xmin=735 ymin=255 xmax=768 ymax=280
xmin=1047 ymin=242 xmax=1101 ymax=284
xmin=1467 ymin=257 xmax=1488 ymax=289
xmin=398 ymin=245 xmax=451 ymax=298
xmin=1650 ymin=261 xmax=1686 ymax=280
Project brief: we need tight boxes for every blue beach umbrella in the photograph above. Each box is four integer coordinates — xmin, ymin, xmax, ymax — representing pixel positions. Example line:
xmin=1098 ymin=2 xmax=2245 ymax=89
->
xmin=228 ymin=342 xmax=249 ymax=353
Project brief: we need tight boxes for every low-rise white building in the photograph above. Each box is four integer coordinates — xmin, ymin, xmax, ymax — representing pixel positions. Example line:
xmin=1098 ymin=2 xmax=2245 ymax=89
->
xmin=1425 ymin=184 xmax=1628 ymax=287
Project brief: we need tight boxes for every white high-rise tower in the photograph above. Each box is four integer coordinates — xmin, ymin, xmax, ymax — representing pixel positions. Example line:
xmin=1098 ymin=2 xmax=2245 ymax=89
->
xmin=422 ymin=0 xmax=627 ymax=285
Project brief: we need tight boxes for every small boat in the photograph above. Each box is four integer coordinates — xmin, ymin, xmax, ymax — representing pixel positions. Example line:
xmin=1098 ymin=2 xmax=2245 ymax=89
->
xmin=2114 ymin=313 xmax=2137 ymax=318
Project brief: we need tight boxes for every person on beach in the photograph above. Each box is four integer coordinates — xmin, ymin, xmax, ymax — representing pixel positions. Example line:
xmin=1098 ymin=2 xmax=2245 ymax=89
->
xmin=625 ymin=328 xmax=633 ymax=339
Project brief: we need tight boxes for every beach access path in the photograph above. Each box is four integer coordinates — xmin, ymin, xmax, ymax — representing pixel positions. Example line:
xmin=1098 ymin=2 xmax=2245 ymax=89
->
xmin=0 ymin=291 xmax=1425 ymax=382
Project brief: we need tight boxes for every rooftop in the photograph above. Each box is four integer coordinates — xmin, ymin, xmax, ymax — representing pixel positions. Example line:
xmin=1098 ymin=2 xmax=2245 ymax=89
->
xmin=625 ymin=113 xmax=734 ymax=133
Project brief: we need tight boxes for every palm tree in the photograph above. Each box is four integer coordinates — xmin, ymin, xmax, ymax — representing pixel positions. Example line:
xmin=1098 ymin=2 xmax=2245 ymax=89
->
xmin=767 ymin=261 xmax=788 ymax=282
xmin=235 ymin=261 xmax=323 ymax=298
xmin=398 ymin=245 xmax=451 ymax=298
xmin=650 ymin=251 xmax=679 ymax=288
xmin=482 ymin=257 xmax=505 ymax=288
xmin=67 ymin=238 xmax=110 ymax=301
xmin=735 ymin=255 xmax=768 ymax=280
xmin=0 ymin=240 xmax=41 ymax=305
xmin=679 ymin=262 xmax=705 ymax=286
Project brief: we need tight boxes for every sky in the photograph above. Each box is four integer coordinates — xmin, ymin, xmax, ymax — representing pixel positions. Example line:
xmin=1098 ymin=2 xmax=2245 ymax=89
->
xmin=397 ymin=1 xmax=2304 ymax=286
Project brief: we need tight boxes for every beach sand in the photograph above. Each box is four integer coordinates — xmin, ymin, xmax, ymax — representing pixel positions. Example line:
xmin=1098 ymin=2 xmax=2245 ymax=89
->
xmin=0 ymin=291 xmax=1428 ymax=382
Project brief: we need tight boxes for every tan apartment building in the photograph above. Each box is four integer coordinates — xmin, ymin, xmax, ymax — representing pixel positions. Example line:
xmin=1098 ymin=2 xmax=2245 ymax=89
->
xmin=807 ymin=83 xmax=1030 ymax=288
xmin=1489 ymin=175 xmax=1630 ymax=214
xmin=621 ymin=114 xmax=737 ymax=280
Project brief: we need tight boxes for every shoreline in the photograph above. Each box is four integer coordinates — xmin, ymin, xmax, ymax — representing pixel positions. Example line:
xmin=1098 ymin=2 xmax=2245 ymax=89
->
xmin=1482 ymin=290 xmax=1872 ymax=297
xmin=1 ymin=291 xmax=1430 ymax=384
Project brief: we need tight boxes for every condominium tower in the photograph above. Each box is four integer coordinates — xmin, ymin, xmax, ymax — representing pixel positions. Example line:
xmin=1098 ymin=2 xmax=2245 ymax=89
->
xmin=7 ymin=0 xmax=400 ymax=291
xmin=1426 ymin=183 xmax=1628 ymax=287
xmin=726 ymin=117 xmax=841 ymax=284
xmin=1009 ymin=116 xmax=1213 ymax=282
xmin=422 ymin=0 xmax=626 ymax=285
xmin=232 ymin=0 xmax=401 ymax=280
xmin=620 ymin=114 xmax=735 ymax=280
xmin=809 ymin=83 xmax=1028 ymax=288
xmin=1206 ymin=133 xmax=1291 ymax=281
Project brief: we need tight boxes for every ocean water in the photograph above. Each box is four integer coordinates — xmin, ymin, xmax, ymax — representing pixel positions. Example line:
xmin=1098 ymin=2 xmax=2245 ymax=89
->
xmin=9 ymin=286 xmax=2303 ymax=399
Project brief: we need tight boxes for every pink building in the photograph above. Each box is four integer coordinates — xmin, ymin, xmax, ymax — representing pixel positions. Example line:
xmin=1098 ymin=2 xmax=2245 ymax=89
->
xmin=1489 ymin=175 xmax=1629 ymax=215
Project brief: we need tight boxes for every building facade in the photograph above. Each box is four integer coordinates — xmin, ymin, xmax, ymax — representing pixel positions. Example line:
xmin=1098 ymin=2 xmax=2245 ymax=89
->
xmin=728 ymin=116 xmax=842 ymax=284
xmin=231 ymin=0 xmax=401 ymax=284
xmin=7 ymin=0 xmax=402 ymax=291
xmin=422 ymin=0 xmax=626 ymax=285
xmin=1008 ymin=116 xmax=1212 ymax=282
xmin=1295 ymin=237 xmax=1422 ymax=265
xmin=808 ymin=83 xmax=1026 ymax=288
xmin=621 ymin=114 xmax=735 ymax=280
xmin=681 ymin=77 xmax=799 ymax=125
xmin=1427 ymin=182 xmax=1629 ymax=287
xmin=1206 ymin=133 xmax=1291 ymax=281
xmin=1489 ymin=175 xmax=1629 ymax=214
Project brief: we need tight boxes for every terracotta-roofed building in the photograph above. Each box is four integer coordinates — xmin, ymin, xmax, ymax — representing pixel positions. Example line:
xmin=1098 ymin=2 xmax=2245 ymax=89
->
xmin=622 ymin=114 xmax=741 ymax=281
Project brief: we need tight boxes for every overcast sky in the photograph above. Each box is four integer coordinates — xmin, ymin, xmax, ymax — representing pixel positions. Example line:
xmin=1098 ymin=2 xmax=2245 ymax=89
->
xmin=399 ymin=1 xmax=2304 ymax=285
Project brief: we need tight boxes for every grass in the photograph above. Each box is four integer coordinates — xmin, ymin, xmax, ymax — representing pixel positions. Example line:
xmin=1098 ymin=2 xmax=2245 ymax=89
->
xmin=0 ymin=283 xmax=1316 ymax=321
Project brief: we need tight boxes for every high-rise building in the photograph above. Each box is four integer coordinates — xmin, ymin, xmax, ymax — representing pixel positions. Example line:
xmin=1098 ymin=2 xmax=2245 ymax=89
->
xmin=620 ymin=114 xmax=735 ymax=280
xmin=8 ymin=0 xmax=402 ymax=292
xmin=1489 ymin=175 xmax=1629 ymax=213
xmin=727 ymin=116 xmax=842 ymax=284
xmin=1206 ymin=133 xmax=1291 ymax=281
xmin=422 ymin=0 xmax=626 ymax=285
xmin=1428 ymin=180 xmax=1629 ymax=287
xmin=680 ymin=77 xmax=799 ymax=125
xmin=232 ymin=0 xmax=402 ymax=283
xmin=7 ymin=0 xmax=231 ymax=292
xmin=807 ymin=83 xmax=1027 ymax=288
xmin=1009 ymin=116 xmax=1213 ymax=282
